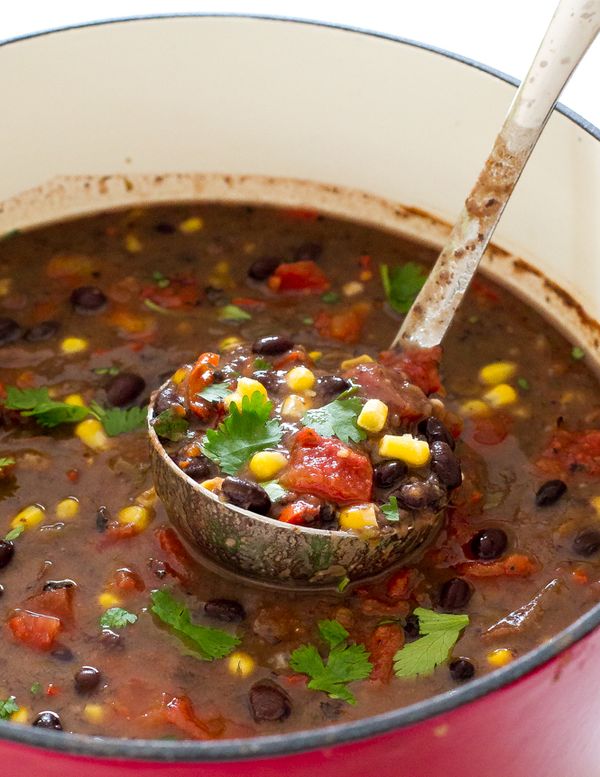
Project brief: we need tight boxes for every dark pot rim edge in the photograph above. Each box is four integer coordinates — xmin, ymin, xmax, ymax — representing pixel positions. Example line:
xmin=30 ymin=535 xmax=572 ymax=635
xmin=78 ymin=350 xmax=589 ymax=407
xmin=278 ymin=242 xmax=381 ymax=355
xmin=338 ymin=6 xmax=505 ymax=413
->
xmin=0 ymin=11 xmax=598 ymax=763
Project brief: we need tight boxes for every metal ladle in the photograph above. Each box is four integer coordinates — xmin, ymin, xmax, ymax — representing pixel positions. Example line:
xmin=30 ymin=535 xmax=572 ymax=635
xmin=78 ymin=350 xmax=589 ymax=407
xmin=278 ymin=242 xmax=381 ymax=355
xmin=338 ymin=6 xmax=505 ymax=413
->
xmin=149 ymin=0 xmax=600 ymax=586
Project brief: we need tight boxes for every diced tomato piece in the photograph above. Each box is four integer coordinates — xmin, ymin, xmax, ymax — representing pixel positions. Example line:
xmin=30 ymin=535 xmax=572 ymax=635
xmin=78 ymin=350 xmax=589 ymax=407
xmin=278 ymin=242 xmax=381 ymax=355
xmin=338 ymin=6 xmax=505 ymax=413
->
xmin=155 ymin=526 xmax=196 ymax=584
xmin=282 ymin=428 xmax=373 ymax=503
xmin=113 ymin=568 xmax=146 ymax=593
xmin=280 ymin=207 xmax=320 ymax=222
xmin=379 ymin=346 xmax=443 ymax=396
xmin=536 ymin=429 xmax=600 ymax=477
xmin=273 ymin=349 xmax=307 ymax=369
xmin=25 ymin=587 xmax=75 ymax=621
xmin=456 ymin=554 xmax=538 ymax=578
xmin=162 ymin=695 xmax=225 ymax=740
xmin=141 ymin=276 xmax=201 ymax=309
xmin=268 ymin=261 xmax=330 ymax=293
xmin=278 ymin=500 xmax=321 ymax=525
xmin=471 ymin=278 xmax=501 ymax=304
xmin=367 ymin=623 xmax=405 ymax=684
xmin=8 ymin=610 xmax=61 ymax=650
xmin=345 ymin=362 xmax=429 ymax=422
xmin=230 ymin=297 xmax=265 ymax=309
xmin=46 ymin=684 xmax=60 ymax=697
xmin=186 ymin=352 xmax=220 ymax=419
xmin=315 ymin=305 xmax=368 ymax=344
xmin=471 ymin=414 xmax=511 ymax=446
xmin=386 ymin=569 xmax=413 ymax=601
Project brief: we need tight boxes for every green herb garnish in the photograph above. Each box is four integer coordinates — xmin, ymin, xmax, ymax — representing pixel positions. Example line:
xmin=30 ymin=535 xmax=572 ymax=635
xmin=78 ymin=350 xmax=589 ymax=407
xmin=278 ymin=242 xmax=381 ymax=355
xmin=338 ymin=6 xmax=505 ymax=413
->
xmin=380 ymin=496 xmax=400 ymax=522
xmin=0 ymin=696 xmax=19 ymax=720
xmin=218 ymin=304 xmax=252 ymax=322
xmin=30 ymin=682 xmax=42 ymax=697
xmin=144 ymin=298 xmax=174 ymax=315
xmin=261 ymin=481 xmax=288 ymax=502
xmin=152 ymin=271 xmax=171 ymax=288
xmin=5 ymin=387 xmax=89 ymax=428
xmin=380 ymin=262 xmax=427 ymax=314
xmin=571 ymin=346 xmax=585 ymax=360
xmin=301 ymin=316 xmax=314 ymax=325
xmin=337 ymin=576 xmax=350 ymax=593
xmin=517 ymin=377 xmax=530 ymax=391
xmin=92 ymin=366 xmax=120 ymax=376
xmin=289 ymin=620 xmax=372 ymax=705
xmin=393 ymin=607 xmax=469 ymax=679
xmin=197 ymin=383 xmax=232 ymax=403
xmin=302 ymin=397 xmax=366 ymax=444
xmin=253 ymin=357 xmax=272 ymax=371
xmin=202 ymin=391 xmax=282 ymax=475
xmin=321 ymin=291 xmax=339 ymax=304
xmin=90 ymin=403 xmax=147 ymax=437
xmin=100 ymin=607 xmax=138 ymax=630
xmin=151 ymin=589 xmax=240 ymax=661
xmin=4 ymin=525 xmax=24 ymax=542
xmin=153 ymin=408 xmax=189 ymax=442
xmin=0 ymin=456 xmax=15 ymax=470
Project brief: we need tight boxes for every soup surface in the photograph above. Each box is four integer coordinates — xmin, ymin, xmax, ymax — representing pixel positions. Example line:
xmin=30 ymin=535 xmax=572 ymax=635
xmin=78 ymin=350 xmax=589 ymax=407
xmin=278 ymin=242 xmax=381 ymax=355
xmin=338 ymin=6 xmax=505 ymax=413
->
xmin=0 ymin=203 xmax=599 ymax=739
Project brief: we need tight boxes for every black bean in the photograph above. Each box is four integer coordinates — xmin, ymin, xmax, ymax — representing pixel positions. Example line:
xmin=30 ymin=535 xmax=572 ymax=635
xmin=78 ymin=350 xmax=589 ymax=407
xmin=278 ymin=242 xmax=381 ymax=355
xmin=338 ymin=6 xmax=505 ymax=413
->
xmin=106 ymin=372 xmax=146 ymax=407
xmin=74 ymin=666 xmax=102 ymax=693
xmin=470 ymin=528 xmax=508 ymax=560
xmin=430 ymin=441 xmax=462 ymax=490
xmin=70 ymin=286 xmax=107 ymax=313
xmin=374 ymin=460 xmax=407 ymax=489
xmin=148 ymin=558 xmax=167 ymax=579
xmin=320 ymin=699 xmax=344 ymax=720
xmin=24 ymin=320 xmax=60 ymax=342
xmin=396 ymin=479 xmax=440 ymax=510
xmin=294 ymin=242 xmax=323 ymax=262
xmin=100 ymin=629 xmax=122 ymax=648
xmin=51 ymin=646 xmax=74 ymax=662
xmin=573 ymin=529 xmax=600 ymax=557
xmin=204 ymin=598 xmax=246 ymax=623
xmin=318 ymin=503 xmax=337 ymax=526
xmin=0 ymin=317 xmax=22 ymax=346
xmin=96 ymin=506 xmax=110 ymax=533
xmin=251 ymin=335 xmax=294 ymax=355
xmin=439 ymin=578 xmax=472 ymax=611
xmin=178 ymin=455 xmax=215 ymax=482
xmin=0 ymin=540 xmax=15 ymax=569
xmin=403 ymin=614 xmax=420 ymax=641
xmin=248 ymin=680 xmax=291 ymax=722
xmin=43 ymin=579 xmax=76 ymax=592
xmin=318 ymin=375 xmax=351 ymax=398
xmin=32 ymin=711 xmax=63 ymax=731
xmin=221 ymin=477 xmax=271 ymax=515
xmin=248 ymin=256 xmax=281 ymax=281
xmin=0 ymin=584 xmax=4 ymax=598
xmin=153 ymin=386 xmax=179 ymax=416
xmin=418 ymin=416 xmax=455 ymax=449
xmin=154 ymin=221 xmax=176 ymax=234
xmin=253 ymin=370 xmax=281 ymax=393
xmin=449 ymin=657 xmax=475 ymax=681
xmin=535 ymin=479 xmax=567 ymax=507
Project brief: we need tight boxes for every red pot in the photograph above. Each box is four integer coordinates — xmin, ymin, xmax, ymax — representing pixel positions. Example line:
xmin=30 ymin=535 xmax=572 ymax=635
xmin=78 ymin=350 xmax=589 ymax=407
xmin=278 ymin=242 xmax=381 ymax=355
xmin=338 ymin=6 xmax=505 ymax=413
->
xmin=1 ymin=14 xmax=599 ymax=777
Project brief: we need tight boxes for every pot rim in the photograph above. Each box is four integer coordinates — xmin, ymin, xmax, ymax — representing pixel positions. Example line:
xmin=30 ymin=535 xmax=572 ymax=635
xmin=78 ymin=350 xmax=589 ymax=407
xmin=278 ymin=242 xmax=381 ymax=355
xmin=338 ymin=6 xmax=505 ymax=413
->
xmin=1 ymin=12 xmax=599 ymax=763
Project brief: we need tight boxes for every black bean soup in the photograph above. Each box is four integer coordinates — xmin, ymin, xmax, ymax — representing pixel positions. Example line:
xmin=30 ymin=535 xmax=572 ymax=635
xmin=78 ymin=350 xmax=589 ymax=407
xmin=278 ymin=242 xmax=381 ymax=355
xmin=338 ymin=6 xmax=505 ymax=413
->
xmin=0 ymin=203 xmax=598 ymax=739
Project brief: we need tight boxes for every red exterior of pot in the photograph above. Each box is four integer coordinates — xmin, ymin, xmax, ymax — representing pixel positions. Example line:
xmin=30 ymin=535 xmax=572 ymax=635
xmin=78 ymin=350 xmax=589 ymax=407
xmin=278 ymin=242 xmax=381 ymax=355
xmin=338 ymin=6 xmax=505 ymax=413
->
xmin=0 ymin=622 xmax=598 ymax=777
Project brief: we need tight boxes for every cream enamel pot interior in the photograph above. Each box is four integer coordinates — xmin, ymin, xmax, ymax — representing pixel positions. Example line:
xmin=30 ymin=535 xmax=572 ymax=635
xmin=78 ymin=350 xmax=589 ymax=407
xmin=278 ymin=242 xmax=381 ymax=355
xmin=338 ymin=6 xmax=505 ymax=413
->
xmin=1 ymin=14 xmax=600 ymax=777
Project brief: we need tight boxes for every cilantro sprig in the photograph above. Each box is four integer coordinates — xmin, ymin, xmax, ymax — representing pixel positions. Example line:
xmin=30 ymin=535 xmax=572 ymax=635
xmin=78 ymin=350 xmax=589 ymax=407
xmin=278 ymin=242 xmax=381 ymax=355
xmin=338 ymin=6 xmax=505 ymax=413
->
xmin=380 ymin=495 xmax=400 ymax=522
xmin=89 ymin=402 xmax=146 ymax=437
xmin=0 ymin=457 xmax=15 ymax=471
xmin=302 ymin=397 xmax=366 ymax=444
xmin=151 ymin=589 xmax=240 ymax=661
xmin=289 ymin=619 xmax=372 ymax=704
xmin=197 ymin=383 xmax=232 ymax=403
xmin=202 ymin=392 xmax=282 ymax=475
xmin=100 ymin=607 xmax=138 ymax=630
xmin=380 ymin=262 xmax=427 ymax=314
xmin=153 ymin=408 xmax=189 ymax=442
xmin=0 ymin=696 xmax=19 ymax=720
xmin=393 ymin=607 xmax=469 ymax=679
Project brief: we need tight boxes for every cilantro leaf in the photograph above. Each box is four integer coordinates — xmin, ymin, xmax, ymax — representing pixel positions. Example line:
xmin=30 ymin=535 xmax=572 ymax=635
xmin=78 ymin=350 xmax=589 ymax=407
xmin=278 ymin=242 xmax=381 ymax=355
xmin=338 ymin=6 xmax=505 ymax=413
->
xmin=289 ymin=619 xmax=372 ymax=705
xmin=90 ymin=402 xmax=147 ymax=437
xmin=153 ymin=408 xmax=189 ymax=442
xmin=0 ymin=696 xmax=19 ymax=720
xmin=92 ymin=366 xmax=120 ymax=376
xmin=4 ymin=525 xmax=24 ymax=542
xmin=393 ymin=607 xmax=469 ymax=679
xmin=100 ymin=607 xmax=138 ymax=630
xmin=380 ymin=496 xmax=400 ymax=522
xmin=197 ymin=383 xmax=232 ymax=403
xmin=30 ymin=682 xmax=42 ymax=696
xmin=380 ymin=262 xmax=427 ymax=314
xmin=0 ymin=456 xmax=15 ymax=470
xmin=5 ymin=387 xmax=89 ymax=428
xmin=253 ymin=357 xmax=272 ymax=371
xmin=151 ymin=588 xmax=240 ymax=660
xmin=571 ymin=346 xmax=585 ymax=360
xmin=337 ymin=576 xmax=350 ymax=593
xmin=218 ymin=304 xmax=252 ymax=322
xmin=321 ymin=291 xmax=339 ymax=304
xmin=302 ymin=397 xmax=366 ymax=444
xmin=202 ymin=392 xmax=282 ymax=475
xmin=261 ymin=481 xmax=288 ymax=502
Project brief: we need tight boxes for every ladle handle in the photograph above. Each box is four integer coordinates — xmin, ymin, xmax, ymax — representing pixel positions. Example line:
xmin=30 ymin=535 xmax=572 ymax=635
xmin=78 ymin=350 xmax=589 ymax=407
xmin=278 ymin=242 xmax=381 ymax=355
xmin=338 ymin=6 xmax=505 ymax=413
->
xmin=394 ymin=0 xmax=600 ymax=349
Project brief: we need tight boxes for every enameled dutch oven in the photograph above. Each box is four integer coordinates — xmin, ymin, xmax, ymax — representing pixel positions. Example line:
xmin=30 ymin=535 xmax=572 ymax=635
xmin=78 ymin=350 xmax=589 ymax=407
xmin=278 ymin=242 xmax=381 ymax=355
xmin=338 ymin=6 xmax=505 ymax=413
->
xmin=1 ymin=15 xmax=600 ymax=777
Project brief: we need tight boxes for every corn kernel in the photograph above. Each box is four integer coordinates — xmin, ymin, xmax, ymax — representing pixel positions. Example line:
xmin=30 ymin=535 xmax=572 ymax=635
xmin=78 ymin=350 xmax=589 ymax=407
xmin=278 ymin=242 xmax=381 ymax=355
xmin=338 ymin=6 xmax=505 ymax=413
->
xmin=98 ymin=592 xmax=122 ymax=608
xmin=478 ymin=361 xmax=517 ymax=386
xmin=200 ymin=477 xmax=224 ymax=492
xmin=64 ymin=393 xmax=85 ymax=407
xmin=227 ymin=651 xmax=256 ymax=677
xmin=179 ymin=217 xmax=204 ymax=234
xmin=56 ymin=497 xmax=79 ymax=520
xmin=135 ymin=487 xmax=157 ymax=509
xmin=219 ymin=336 xmax=243 ymax=351
xmin=484 ymin=383 xmax=518 ymax=408
xmin=11 ymin=707 xmax=29 ymax=724
xmin=118 ymin=504 xmax=151 ymax=532
xmin=237 ymin=377 xmax=268 ymax=400
xmin=487 ymin=648 xmax=515 ymax=668
xmin=359 ymin=269 xmax=373 ymax=282
xmin=11 ymin=504 xmax=45 ymax=530
xmin=286 ymin=366 xmax=316 ymax=392
xmin=249 ymin=451 xmax=287 ymax=481
xmin=340 ymin=354 xmax=374 ymax=370
xmin=379 ymin=434 xmax=430 ymax=467
xmin=339 ymin=504 xmax=379 ymax=533
xmin=308 ymin=351 xmax=322 ymax=362
xmin=171 ymin=367 xmax=189 ymax=385
xmin=590 ymin=495 xmax=600 ymax=515
xmin=342 ymin=281 xmax=364 ymax=297
xmin=280 ymin=394 xmax=311 ymax=420
xmin=75 ymin=419 xmax=109 ymax=452
xmin=124 ymin=233 xmax=142 ymax=253
xmin=214 ymin=260 xmax=230 ymax=275
xmin=0 ymin=278 xmax=12 ymax=297
xmin=83 ymin=704 xmax=105 ymax=724
xmin=460 ymin=399 xmax=491 ymax=418
xmin=61 ymin=337 xmax=88 ymax=354
xmin=357 ymin=399 xmax=388 ymax=433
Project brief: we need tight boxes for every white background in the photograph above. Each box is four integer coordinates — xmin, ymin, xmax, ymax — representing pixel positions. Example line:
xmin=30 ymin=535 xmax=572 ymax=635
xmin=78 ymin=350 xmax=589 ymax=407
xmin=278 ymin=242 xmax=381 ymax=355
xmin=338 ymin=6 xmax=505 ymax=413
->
xmin=2 ymin=1 xmax=599 ymax=127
